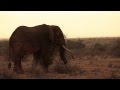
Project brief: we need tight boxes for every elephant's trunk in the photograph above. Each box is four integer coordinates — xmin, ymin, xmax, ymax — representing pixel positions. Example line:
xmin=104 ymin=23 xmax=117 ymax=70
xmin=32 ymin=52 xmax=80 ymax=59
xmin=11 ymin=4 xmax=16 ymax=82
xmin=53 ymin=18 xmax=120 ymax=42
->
xmin=59 ymin=45 xmax=67 ymax=64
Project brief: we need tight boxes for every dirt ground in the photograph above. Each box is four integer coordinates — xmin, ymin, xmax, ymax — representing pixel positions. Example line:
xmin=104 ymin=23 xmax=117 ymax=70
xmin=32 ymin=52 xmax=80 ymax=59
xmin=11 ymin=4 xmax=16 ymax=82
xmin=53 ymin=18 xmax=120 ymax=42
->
xmin=0 ymin=53 xmax=120 ymax=79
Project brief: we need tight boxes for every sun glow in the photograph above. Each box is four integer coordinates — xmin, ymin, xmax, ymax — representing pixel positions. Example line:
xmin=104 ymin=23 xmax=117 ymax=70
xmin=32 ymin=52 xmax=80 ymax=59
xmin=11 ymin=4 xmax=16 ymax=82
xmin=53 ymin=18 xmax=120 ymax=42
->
xmin=0 ymin=11 xmax=120 ymax=39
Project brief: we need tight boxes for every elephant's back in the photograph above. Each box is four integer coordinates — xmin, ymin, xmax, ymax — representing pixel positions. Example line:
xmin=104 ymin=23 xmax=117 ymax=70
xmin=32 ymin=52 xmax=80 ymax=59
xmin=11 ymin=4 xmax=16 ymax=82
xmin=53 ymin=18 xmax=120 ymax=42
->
xmin=9 ymin=26 xmax=30 ymax=42
xmin=9 ymin=25 xmax=50 ymax=46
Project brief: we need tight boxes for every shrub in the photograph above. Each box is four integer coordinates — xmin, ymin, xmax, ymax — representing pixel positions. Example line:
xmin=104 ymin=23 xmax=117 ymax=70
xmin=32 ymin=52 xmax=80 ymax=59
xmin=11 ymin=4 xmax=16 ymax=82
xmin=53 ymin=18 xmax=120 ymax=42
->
xmin=53 ymin=63 xmax=79 ymax=74
xmin=111 ymin=39 xmax=120 ymax=57
xmin=0 ymin=40 xmax=9 ymax=55
xmin=66 ymin=39 xmax=86 ymax=49
xmin=77 ymin=39 xmax=86 ymax=49
xmin=91 ymin=43 xmax=106 ymax=56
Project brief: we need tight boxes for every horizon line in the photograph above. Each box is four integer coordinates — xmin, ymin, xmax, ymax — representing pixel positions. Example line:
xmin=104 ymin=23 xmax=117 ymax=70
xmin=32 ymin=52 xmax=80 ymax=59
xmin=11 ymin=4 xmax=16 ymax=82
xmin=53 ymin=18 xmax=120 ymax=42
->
xmin=1 ymin=36 xmax=120 ymax=40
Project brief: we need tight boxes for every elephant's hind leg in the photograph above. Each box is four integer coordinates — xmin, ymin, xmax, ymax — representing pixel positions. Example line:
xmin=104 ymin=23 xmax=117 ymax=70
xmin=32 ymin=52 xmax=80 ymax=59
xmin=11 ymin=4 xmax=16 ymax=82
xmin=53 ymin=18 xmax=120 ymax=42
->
xmin=13 ymin=57 xmax=23 ymax=74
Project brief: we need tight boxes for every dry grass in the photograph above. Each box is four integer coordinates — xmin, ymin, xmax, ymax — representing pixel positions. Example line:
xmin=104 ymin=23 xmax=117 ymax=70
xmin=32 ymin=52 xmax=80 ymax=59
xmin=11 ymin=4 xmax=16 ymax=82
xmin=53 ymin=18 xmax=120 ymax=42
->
xmin=0 ymin=37 xmax=120 ymax=79
xmin=0 ymin=55 xmax=120 ymax=79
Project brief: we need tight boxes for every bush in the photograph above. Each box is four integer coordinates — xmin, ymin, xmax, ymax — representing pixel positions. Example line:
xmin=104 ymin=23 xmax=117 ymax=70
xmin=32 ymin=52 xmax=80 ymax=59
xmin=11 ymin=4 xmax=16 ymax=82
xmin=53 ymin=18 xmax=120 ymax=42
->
xmin=66 ymin=40 xmax=76 ymax=49
xmin=77 ymin=39 xmax=86 ymax=49
xmin=94 ymin=43 xmax=106 ymax=52
xmin=111 ymin=40 xmax=120 ymax=57
xmin=54 ymin=63 xmax=79 ymax=74
xmin=66 ymin=39 xmax=86 ymax=49
xmin=91 ymin=43 xmax=107 ymax=57
xmin=0 ymin=40 xmax=9 ymax=55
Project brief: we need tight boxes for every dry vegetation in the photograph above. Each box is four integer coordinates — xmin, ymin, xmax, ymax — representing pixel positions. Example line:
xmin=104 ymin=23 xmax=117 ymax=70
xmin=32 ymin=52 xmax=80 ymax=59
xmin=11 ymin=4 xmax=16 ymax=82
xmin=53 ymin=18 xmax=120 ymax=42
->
xmin=0 ymin=37 xmax=120 ymax=79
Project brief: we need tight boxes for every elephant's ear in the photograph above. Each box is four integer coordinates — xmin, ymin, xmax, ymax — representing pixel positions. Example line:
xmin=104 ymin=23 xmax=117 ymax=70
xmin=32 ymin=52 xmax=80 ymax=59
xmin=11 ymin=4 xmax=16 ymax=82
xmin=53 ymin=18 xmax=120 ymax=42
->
xmin=48 ymin=26 xmax=54 ymax=43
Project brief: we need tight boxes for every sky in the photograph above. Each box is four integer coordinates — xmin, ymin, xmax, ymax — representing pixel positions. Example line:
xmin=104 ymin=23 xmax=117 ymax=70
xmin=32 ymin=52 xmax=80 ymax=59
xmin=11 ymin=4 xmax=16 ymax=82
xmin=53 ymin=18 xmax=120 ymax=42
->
xmin=0 ymin=11 xmax=120 ymax=39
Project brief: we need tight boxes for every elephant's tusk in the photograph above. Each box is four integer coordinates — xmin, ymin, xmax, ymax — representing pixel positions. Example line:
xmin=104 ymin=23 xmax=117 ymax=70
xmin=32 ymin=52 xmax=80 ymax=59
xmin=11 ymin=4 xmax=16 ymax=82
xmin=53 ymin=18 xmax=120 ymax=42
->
xmin=62 ymin=45 xmax=75 ymax=59
xmin=62 ymin=45 xmax=73 ymax=53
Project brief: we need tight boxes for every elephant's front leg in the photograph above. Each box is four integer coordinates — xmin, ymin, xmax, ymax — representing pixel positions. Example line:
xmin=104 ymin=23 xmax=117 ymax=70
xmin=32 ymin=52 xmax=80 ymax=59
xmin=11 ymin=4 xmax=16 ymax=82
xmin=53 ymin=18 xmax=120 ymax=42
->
xmin=41 ymin=54 xmax=54 ymax=73
xmin=32 ymin=57 xmax=38 ymax=70
xmin=32 ymin=52 xmax=40 ymax=71
xmin=13 ymin=57 xmax=23 ymax=74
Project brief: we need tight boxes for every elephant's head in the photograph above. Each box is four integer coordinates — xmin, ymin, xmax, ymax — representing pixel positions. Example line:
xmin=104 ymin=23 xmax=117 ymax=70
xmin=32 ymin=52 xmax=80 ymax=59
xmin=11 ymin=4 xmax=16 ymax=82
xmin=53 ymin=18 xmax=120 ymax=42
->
xmin=48 ymin=25 xmax=74 ymax=64
xmin=50 ymin=26 xmax=65 ymax=45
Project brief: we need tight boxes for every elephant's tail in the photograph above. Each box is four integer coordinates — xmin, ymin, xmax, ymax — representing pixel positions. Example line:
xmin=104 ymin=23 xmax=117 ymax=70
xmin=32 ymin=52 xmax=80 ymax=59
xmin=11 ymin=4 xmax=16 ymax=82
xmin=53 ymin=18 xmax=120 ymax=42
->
xmin=8 ymin=46 xmax=13 ymax=70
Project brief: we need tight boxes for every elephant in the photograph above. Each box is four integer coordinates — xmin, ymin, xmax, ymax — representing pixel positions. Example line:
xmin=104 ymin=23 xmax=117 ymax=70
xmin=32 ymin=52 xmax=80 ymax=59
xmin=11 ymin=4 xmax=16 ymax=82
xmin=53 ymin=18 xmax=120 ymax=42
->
xmin=8 ymin=24 xmax=73 ymax=73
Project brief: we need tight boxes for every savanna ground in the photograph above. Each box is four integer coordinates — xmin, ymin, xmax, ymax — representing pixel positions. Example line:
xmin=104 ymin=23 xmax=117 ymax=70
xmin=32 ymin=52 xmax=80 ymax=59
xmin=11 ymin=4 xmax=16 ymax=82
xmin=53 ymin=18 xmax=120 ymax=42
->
xmin=0 ymin=37 xmax=120 ymax=79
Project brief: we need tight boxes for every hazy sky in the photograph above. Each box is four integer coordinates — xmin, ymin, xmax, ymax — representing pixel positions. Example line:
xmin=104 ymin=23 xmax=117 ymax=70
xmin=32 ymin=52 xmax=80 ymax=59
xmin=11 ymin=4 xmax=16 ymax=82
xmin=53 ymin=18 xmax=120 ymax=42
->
xmin=0 ymin=11 xmax=120 ymax=39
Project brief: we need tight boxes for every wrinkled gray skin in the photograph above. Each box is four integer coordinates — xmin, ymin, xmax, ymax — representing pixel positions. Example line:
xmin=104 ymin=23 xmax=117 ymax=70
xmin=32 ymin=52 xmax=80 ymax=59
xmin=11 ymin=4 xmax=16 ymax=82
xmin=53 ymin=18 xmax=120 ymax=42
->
xmin=8 ymin=24 xmax=68 ymax=74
